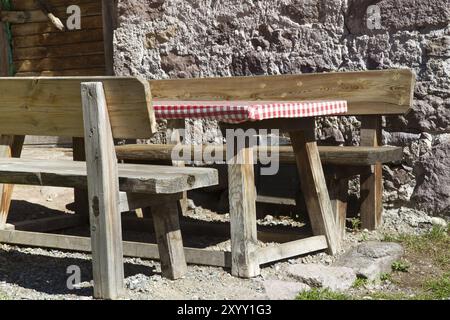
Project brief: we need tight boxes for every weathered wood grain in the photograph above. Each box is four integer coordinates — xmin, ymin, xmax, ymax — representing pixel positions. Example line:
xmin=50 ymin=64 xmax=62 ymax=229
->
xmin=0 ymin=77 xmax=156 ymax=138
xmin=81 ymin=82 xmax=124 ymax=299
xmin=360 ymin=116 xmax=383 ymax=230
xmin=150 ymin=69 xmax=415 ymax=115
xmin=0 ymin=229 xmax=232 ymax=268
xmin=257 ymin=236 xmax=327 ymax=265
xmin=115 ymin=144 xmax=403 ymax=166
xmin=152 ymin=200 xmax=187 ymax=279
xmin=228 ymin=145 xmax=260 ymax=278
xmin=289 ymin=123 xmax=341 ymax=255
xmin=0 ymin=158 xmax=218 ymax=194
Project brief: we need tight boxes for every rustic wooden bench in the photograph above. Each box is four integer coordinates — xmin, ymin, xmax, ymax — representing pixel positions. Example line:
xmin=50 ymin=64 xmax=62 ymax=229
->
xmin=0 ymin=77 xmax=218 ymax=299
xmin=115 ymin=69 xmax=415 ymax=244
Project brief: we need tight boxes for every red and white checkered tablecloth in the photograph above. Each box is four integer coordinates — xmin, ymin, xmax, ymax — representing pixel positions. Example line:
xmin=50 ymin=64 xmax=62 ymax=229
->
xmin=153 ymin=100 xmax=347 ymax=123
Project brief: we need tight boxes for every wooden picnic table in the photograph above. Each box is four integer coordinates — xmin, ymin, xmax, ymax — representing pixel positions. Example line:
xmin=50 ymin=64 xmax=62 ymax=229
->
xmin=152 ymin=99 xmax=348 ymax=277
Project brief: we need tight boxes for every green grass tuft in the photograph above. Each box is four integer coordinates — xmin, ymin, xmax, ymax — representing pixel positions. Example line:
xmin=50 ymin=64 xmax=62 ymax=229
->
xmin=296 ymin=288 xmax=351 ymax=300
xmin=422 ymin=273 xmax=450 ymax=300
xmin=352 ymin=278 xmax=368 ymax=288
xmin=392 ymin=260 xmax=410 ymax=272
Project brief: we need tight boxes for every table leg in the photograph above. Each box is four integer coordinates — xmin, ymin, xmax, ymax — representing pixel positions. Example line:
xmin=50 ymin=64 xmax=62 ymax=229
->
xmin=289 ymin=123 xmax=341 ymax=255
xmin=228 ymin=144 xmax=260 ymax=278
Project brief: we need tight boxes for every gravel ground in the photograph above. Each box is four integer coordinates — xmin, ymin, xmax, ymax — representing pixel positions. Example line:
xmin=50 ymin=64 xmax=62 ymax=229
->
xmin=0 ymin=147 xmax=446 ymax=300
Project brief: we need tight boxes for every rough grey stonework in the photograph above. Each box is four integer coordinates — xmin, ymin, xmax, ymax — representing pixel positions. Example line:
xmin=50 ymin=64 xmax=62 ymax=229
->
xmin=113 ymin=0 xmax=450 ymax=216
xmin=334 ymin=241 xmax=404 ymax=280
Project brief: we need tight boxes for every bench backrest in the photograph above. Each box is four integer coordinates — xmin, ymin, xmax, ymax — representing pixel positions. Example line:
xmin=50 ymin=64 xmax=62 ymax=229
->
xmin=0 ymin=77 xmax=155 ymax=139
xmin=150 ymin=69 xmax=415 ymax=116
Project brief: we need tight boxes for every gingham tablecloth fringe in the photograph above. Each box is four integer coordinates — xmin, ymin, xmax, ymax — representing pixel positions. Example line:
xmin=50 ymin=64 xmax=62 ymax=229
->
xmin=154 ymin=100 xmax=348 ymax=123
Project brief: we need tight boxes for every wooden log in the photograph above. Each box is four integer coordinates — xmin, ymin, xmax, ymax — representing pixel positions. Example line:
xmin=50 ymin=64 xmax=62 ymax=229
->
xmin=118 ymin=192 xmax=182 ymax=214
xmin=257 ymin=236 xmax=327 ymax=265
xmin=0 ymin=135 xmax=25 ymax=230
xmin=228 ymin=145 xmax=260 ymax=278
xmin=289 ymin=122 xmax=341 ymax=255
xmin=360 ymin=116 xmax=383 ymax=230
xmin=13 ymin=28 xmax=103 ymax=48
xmin=81 ymin=82 xmax=124 ymax=299
xmin=0 ymin=229 xmax=232 ymax=267
xmin=151 ymin=200 xmax=187 ymax=280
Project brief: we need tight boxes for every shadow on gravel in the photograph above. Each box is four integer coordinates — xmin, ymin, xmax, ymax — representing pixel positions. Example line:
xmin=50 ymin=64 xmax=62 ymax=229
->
xmin=0 ymin=249 xmax=157 ymax=297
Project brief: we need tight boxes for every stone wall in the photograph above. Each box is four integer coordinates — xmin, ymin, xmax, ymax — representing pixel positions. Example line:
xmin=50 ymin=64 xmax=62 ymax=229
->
xmin=113 ymin=0 xmax=450 ymax=216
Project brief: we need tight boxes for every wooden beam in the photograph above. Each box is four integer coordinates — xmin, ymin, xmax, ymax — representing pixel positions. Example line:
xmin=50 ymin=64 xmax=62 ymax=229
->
xmin=360 ymin=116 xmax=383 ymax=230
xmin=228 ymin=145 xmax=260 ymax=278
xmin=101 ymin=0 xmax=117 ymax=76
xmin=150 ymin=69 xmax=416 ymax=115
xmin=73 ymin=137 xmax=89 ymax=221
xmin=0 ymin=229 xmax=232 ymax=267
xmin=115 ymin=144 xmax=403 ymax=166
xmin=151 ymin=200 xmax=187 ymax=280
xmin=257 ymin=236 xmax=327 ymax=265
xmin=289 ymin=122 xmax=341 ymax=255
xmin=81 ymin=82 xmax=124 ymax=299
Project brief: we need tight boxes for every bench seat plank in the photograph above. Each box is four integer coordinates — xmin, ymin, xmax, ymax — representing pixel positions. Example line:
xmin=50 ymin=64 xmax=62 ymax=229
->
xmin=115 ymin=144 xmax=403 ymax=166
xmin=0 ymin=158 xmax=218 ymax=194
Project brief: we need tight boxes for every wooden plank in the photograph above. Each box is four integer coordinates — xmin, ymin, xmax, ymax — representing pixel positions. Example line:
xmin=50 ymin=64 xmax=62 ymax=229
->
xmin=360 ymin=116 xmax=383 ymax=230
xmin=11 ymin=15 xmax=103 ymax=36
xmin=102 ymin=0 xmax=117 ymax=75
xmin=15 ymin=68 xmax=106 ymax=76
xmin=115 ymin=144 xmax=403 ymax=166
xmin=326 ymin=176 xmax=348 ymax=239
xmin=121 ymin=216 xmax=307 ymax=244
xmin=11 ymin=0 xmax=95 ymax=11
xmin=13 ymin=41 xmax=104 ymax=60
xmin=257 ymin=236 xmax=327 ymax=265
xmin=118 ymin=192 xmax=181 ymax=212
xmin=12 ymin=214 xmax=85 ymax=232
xmin=150 ymin=69 xmax=416 ymax=115
xmin=14 ymin=54 xmax=105 ymax=72
xmin=0 ymin=77 xmax=156 ymax=138
xmin=0 ymin=22 xmax=10 ymax=76
xmin=1 ymin=2 xmax=102 ymax=24
xmin=81 ymin=82 xmax=124 ymax=299
xmin=0 ymin=135 xmax=24 ymax=230
xmin=228 ymin=145 xmax=260 ymax=278
xmin=289 ymin=122 xmax=341 ymax=255
xmin=0 ymin=229 xmax=232 ymax=267
xmin=151 ymin=201 xmax=187 ymax=279
xmin=13 ymin=28 xmax=103 ymax=48
xmin=0 ymin=158 xmax=218 ymax=194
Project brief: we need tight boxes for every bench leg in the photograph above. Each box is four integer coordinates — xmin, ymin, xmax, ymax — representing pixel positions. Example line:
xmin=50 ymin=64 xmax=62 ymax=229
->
xmin=82 ymin=82 xmax=124 ymax=299
xmin=326 ymin=174 xmax=348 ymax=240
xmin=228 ymin=145 xmax=260 ymax=278
xmin=0 ymin=135 xmax=24 ymax=229
xmin=151 ymin=201 xmax=187 ymax=279
xmin=360 ymin=116 xmax=383 ymax=230
xmin=289 ymin=123 xmax=341 ymax=255
xmin=360 ymin=164 xmax=383 ymax=230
